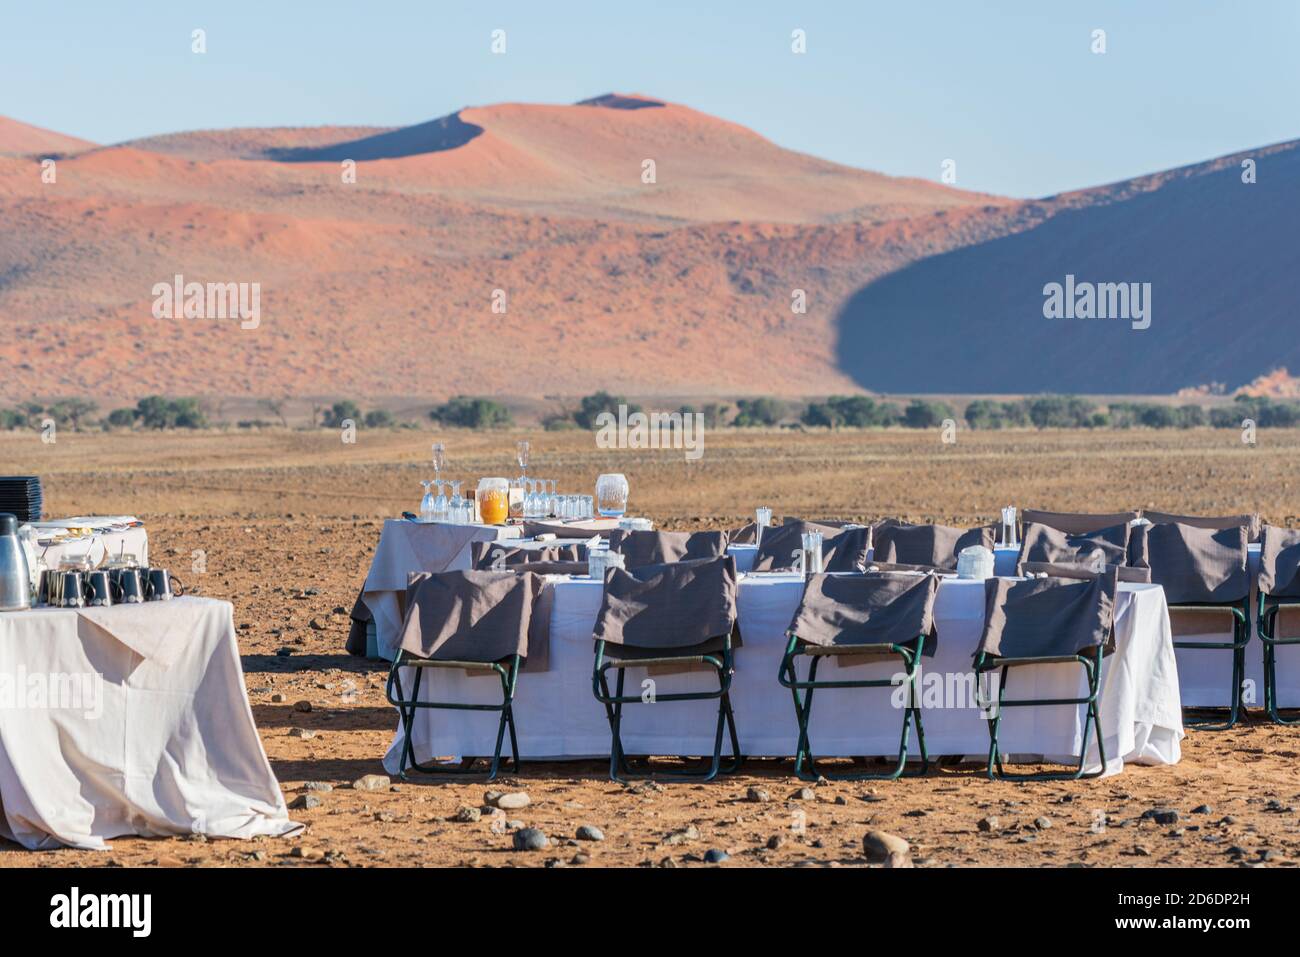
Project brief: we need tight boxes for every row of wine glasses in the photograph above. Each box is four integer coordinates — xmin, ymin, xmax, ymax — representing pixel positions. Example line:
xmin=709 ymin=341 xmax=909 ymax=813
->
xmin=419 ymin=479 xmax=473 ymax=523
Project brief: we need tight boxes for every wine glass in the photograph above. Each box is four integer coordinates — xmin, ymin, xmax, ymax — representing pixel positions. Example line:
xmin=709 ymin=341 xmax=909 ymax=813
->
xmin=517 ymin=440 xmax=530 ymax=481
xmin=431 ymin=442 xmax=446 ymax=483
xmin=420 ymin=480 xmax=436 ymax=521
xmin=433 ymin=480 xmax=448 ymax=521
xmin=595 ymin=473 xmax=629 ymax=518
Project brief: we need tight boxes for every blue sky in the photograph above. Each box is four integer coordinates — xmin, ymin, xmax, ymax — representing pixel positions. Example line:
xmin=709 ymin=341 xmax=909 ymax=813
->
xmin=2 ymin=1 xmax=1296 ymax=197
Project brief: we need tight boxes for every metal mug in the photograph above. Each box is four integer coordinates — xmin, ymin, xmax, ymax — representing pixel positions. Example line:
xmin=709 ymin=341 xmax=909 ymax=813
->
xmin=112 ymin=567 xmax=145 ymax=604
xmin=85 ymin=570 xmax=114 ymax=607
xmin=58 ymin=571 xmax=85 ymax=608
xmin=38 ymin=568 xmax=64 ymax=606
xmin=144 ymin=568 xmax=182 ymax=602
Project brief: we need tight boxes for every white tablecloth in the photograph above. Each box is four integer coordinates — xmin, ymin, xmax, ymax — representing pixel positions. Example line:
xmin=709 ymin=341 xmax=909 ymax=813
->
xmin=385 ymin=573 xmax=1182 ymax=777
xmin=0 ymin=597 xmax=297 ymax=850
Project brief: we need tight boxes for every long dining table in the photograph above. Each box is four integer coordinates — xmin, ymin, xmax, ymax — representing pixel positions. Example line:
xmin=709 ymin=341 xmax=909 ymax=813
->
xmin=384 ymin=557 xmax=1184 ymax=778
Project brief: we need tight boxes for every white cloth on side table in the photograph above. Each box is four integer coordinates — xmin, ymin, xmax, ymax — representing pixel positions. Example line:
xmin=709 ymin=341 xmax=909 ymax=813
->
xmin=0 ymin=596 xmax=297 ymax=850
xmin=384 ymin=573 xmax=1182 ymax=778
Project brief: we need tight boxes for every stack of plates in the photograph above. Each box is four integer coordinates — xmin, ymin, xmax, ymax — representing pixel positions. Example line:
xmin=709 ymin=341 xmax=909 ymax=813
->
xmin=0 ymin=476 xmax=42 ymax=523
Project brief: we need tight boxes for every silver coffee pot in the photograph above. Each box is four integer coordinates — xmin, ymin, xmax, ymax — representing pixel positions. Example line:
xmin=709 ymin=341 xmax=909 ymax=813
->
xmin=0 ymin=513 xmax=32 ymax=611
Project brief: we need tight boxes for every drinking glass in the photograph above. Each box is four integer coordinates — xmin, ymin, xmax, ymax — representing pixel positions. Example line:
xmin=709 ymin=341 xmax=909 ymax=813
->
xmin=477 ymin=478 xmax=510 ymax=525
xmin=1000 ymin=506 xmax=1018 ymax=547
xmin=509 ymin=478 xmax=525 ymax=520
xmin=516 ymin=440 xmax=530 ymax=480
xmin=755 ymin=506 xmax=772 ymax=549
xmin=431 ymin=443 xmax=446 ymax=482
xmin=801 ymin=530 xmax=824 ymax=576
xmin=595 ymin=473 xmax=629 ymax=518
xmin=433 ymin=480 xmax=448 ymax=521
xmin=449 ymin=481 xmax=465 ymax=523
xmin=546 ymin=479 xmax=558 ymax=517
xmin=580 ymin=495 xmax=594 ymax=520
xmin=419 ymin=480 xmax=436 ymax=521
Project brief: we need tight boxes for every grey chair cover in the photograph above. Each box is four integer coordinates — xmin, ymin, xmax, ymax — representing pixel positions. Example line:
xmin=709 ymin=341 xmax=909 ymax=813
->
xmin=871 ymin=522 xmax=995 ymax=572
xmin=1142 ymin=510 xmax=1260 ymax=543
xmin=593 ymin=556 xmax=738 ymax=660
xmin=1021 ymin=509 xmax=1139 ymax=536
xmin=786 ymin=572 xmax=940 ymax=656
xmin=608 ymin=529 xmax=728 ymax=568
xmin=1015 ymin=522 xmax=1131 ymax=573
xmin=471 ymin=541 xmax=585 ymax=569
xmin=751 ymin=522 xmax=869 ymax=572
xmin=1129 ymin=523 xmax=1250 ymax=605
xmin=398 ymin=570 xmax=542 ymax=663
xmin=976 ymin=570 xmax=1119 ymax=661
xmin=1260 ymin=525 xmax=1300 ymax=598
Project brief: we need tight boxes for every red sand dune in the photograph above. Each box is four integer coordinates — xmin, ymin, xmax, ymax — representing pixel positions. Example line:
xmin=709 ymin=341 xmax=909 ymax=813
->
xmin=0 ymin=95 xmax=1291 ymax=402
xmin=0 ymin=116 xmax=95 ymax=156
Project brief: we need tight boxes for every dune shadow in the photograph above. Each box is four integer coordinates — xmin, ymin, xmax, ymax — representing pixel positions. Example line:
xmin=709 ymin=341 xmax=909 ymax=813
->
xmin=834 ymin=145 xmax=1300 ymax=394
xmin=266 ymin=111 xmax=484 ymax=162
xmin=576 ymin=93 xmax=665 ymax=111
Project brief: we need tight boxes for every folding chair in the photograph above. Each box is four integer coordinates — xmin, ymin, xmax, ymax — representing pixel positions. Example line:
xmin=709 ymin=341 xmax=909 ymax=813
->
xmin=1132 ymin=522 xmax=1251 ymax=730
xmin=385 ymin=569 xmax=542 ymax=781
xmin=871 ymin=521 xmax=995 ymax=572
xmin=590 ymin=556 xmax=741 ymax=782
xmin=973 ymin=571 xmax=1119 ymax=781
xmin=1257 ymin=525 xmax=1300 ymax=724
xmin=1015 ymin=521 xmax=1132 ymax=575
xmin=607 ymin=529 xmax=728 ymax=568
xmin=1020 ymin=509 xmax=1139 ymax=536
xmin=778 ymin=572 xmax=939 ymax=781
xmin=751 ymin=520 xmax=870 ymax=572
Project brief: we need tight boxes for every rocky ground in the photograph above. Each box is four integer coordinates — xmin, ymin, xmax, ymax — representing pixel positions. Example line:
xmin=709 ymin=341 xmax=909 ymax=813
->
xmin=3 ymin=428 xmax=1300 ymax=867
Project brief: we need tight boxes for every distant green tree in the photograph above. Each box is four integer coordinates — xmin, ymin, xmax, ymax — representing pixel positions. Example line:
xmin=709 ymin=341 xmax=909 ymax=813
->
xmin=364 ymin=409 xmax=396 ymax=428
xmin=430 ymin=396 xmax=513 ymax=429
xmin=105 ymin=408 xmax=137 ymax=429
xmin=801 ymin=396 xmax=902 ymax=428
xmin=133 ymin=396 xmax=208 ymax=429
xmin=732 ymin=397 xmax=783 ymax=427
xmin=573 ymin=391 xmax=640 ymax=430
xmin=321 ymin=401 xmax=362 ymax=428
xmin=1025 ymin=395 xmax=1097 ymax=429
xmin=903 ymin=399 xmax=955 ymax=429
xmin=1209 ymin=407 xmax=1243 ymax=429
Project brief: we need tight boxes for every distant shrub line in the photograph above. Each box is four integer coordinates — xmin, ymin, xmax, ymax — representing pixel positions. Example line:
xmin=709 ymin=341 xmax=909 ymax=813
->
xmin=2 ymin=392 xmax=1296 ymax=432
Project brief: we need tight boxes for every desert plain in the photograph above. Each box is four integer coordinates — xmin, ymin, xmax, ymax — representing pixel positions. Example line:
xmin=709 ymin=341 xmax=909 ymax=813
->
xmin=4 ymin=425 xmax=1300 ymax=868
